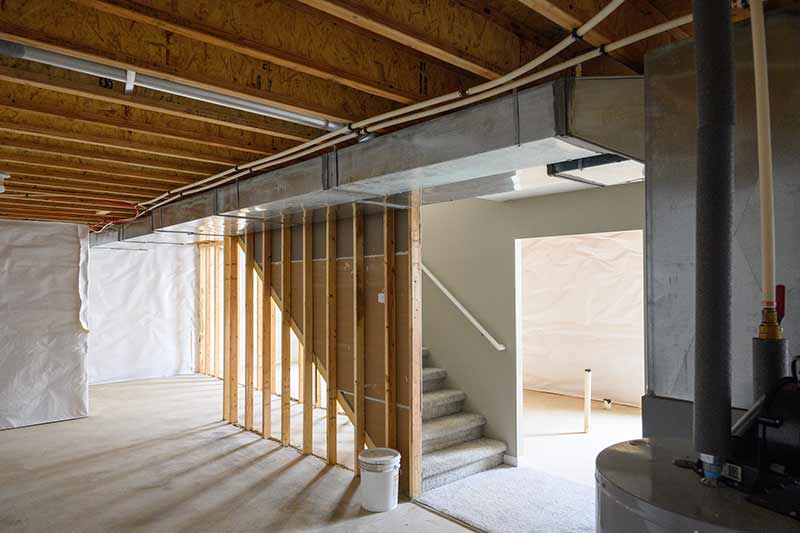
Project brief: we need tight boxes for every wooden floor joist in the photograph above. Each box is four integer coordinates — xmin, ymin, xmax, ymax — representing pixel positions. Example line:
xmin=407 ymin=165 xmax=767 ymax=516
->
xmin=262 ymin=229 xmax=272 ymax=439
xmin=281 ymin=224 xmax=292 ymax=446
xmin=352 ymin=203 xmax=365 ymax=475
xmin=302 ymin=211 xmax=314 ymax=454
xmin=383 ymin=207 xmax=397 ymax=449
xmin=244 ymin=233 xmax=255 ymax=431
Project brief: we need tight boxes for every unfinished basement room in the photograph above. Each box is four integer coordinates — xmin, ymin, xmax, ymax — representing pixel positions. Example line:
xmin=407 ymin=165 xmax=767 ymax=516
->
xmin=2 ymin=1 xmax=800 ymax=532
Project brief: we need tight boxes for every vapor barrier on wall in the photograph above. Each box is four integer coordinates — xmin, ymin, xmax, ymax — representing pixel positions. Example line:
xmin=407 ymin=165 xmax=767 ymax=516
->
xmin=0 ymin=220 xmax=89 ymax=429
xmin=519 ymin=230 xmax=644 ymax=406
xmin=88 ymin=245 xmax=196 ymax=384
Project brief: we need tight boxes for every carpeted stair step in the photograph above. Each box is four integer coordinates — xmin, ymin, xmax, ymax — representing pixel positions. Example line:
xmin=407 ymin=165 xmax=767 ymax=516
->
xmin=421 ymin=438 xmax=507 ymax=492
xmin=422 ymin=412 xmax=485 ymax=453
xmin=423 ymin=389 xmax=466 ymax=421
xmin=422 ymin=367 xmax=447 ymax=392
xmin=422 ymin=347 xmax=431 ymax=367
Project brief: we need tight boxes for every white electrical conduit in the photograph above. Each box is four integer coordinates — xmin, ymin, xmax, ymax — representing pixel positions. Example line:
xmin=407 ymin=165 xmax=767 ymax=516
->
xmin=0 ymin=40 xmax=341 ymax=132
xmin=749 ymin=0 xmax=777 ymax=309
xmin=141 ymin=11 xmax=695 ymax=222
xmin=422 ymin=264 xmax=506 ymax=351
xmin=137 ymin=0 xmax=626 ymax=210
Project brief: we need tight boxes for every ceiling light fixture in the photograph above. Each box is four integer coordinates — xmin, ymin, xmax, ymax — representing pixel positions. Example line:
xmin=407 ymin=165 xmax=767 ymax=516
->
xmin=0 ymin=172 xmax=9 ymax=193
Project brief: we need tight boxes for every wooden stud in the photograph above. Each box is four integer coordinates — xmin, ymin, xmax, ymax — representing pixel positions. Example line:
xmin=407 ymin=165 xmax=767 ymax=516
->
xmin=199 ymin=246 xmax=207 ymax=375
xmin=383 ymin=207 xmax=397 ymax=449
xmin=229 ymin=236 xmax=240 ymax=425
xmin=408 ymin=191 xmax=423 ymax=498
xmin=326 ymin=207 xmax=338 ymax=465
xmin=281 ymin=223 xmax=292 ymax=446
xmin=271 ymin=298 xmax=278 ymax=396
xmin=257 ymin=277 xmax=263 ymax=391
xmin=222 ymin=238 xmax=231 ymax=421
xmin=214 ymin=244 xmax=221 ymax=379
xmin=353 ymin=203 xmax=365 ymax=475
xmin=262 ymin=229 xmax=272 ymax=439
xmin=204 ymin=246 xmax=212 ymax=375
xmin=302 ymin=210 xmax=314 ymax=454
xmin=244 ymin=233 xmax=255 ymax=431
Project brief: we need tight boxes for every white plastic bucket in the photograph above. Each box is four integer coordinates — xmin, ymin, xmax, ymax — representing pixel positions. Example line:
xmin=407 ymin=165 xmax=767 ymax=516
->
xmin=358 ymin=448 xmax=401 ymax=512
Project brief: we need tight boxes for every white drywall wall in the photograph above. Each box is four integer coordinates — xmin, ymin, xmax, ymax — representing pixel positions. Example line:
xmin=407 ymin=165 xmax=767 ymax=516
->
xmin=88 ymin=245 xmax=196 ymax=384
xmin=519 ymin=230 xmax=644 ymax=406
xmin=421 ymin=182 xmax=644 ymax=457
xmin=0 ymin=220 xmax=89 ymax=429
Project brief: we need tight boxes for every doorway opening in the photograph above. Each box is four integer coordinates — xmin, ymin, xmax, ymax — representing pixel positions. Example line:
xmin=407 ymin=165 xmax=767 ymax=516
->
xmin=515 ymin=229 xmax=644 ymax=487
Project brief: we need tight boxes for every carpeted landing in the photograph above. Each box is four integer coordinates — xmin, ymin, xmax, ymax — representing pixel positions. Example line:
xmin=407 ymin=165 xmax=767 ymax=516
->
xmin=416 ymin=465 xmax=595 ymax=533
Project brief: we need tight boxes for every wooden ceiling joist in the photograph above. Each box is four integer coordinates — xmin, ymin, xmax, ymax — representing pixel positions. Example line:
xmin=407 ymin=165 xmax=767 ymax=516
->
xmin=0 ymin=162 xmax=177 ymax=191
xmin=0 ymin=85 xmax=285 ymax=157
xmin=7 ymin=175 xmax=160 ymax=198
xmin=0 ymin=59 xmax=317 ymax=142
xmin=0 ymin=196 xmax=132 ymax=215
xmin=75 ymin=0 xmax=480 ymax=104
xmin=0 ymin=149 xmax=193 ymax=185
xmin=295 ymin=0 xmax=516 ymax=79
xmin=0 ymin=211 xmax=109 ymax=224
xmin=0 ymin=120 xmax=243 ymax=166
xmin=3 ymin=184 xmax=141 ymax=205
xmin=0 ymin=135 xmax=221 ymax=177
xmin=0 ymin=0 xmax=400 ymax=123
xmin=513 ymin=0 xmax=691 ymax=72
xmin=0 ymin=204 xmax=115 ymax=219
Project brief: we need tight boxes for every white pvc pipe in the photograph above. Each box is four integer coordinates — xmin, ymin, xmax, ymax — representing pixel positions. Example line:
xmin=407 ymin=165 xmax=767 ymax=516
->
xmin=749 ymin=0 xmax=777 ymax=309
xmin=584 ymin=369 xmax=592 ymax=433
xmin=421 ymin=264 xmax=506 ymax=351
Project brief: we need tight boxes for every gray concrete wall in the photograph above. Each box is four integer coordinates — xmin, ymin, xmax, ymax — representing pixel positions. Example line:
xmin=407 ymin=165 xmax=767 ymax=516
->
xmin=421 ymin=182 xmax=645 ymax=457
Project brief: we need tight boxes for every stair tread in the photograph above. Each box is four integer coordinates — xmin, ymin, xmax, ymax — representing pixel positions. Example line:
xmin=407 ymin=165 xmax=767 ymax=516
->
xmin=422 ymin=438 xmax=507 ymax=478
xmin=423 ymin=412 xmax=485 ymax=441
xmin=422 ymin=367 xmax=447 ymax=381
xmin=422 ymin=389 xmax=466 ymax=408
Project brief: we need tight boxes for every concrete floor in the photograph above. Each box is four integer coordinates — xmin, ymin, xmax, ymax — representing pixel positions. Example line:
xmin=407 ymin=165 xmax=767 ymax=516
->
xmin=234 ymin=369 xmax=358 ymax=471
xmin=520 ymin=389 xmax=642 ymax=487
xmin=0 ymin=375 xmax=465 ymax=533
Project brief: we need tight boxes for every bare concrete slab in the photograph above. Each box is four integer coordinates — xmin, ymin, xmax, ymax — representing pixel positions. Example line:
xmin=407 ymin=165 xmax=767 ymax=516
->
xmin=0 ymin=375 xmax=465 ymax=533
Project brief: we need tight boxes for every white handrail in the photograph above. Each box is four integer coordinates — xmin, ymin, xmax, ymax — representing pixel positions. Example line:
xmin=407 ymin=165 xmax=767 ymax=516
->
xmin=421 ymin=263 xmax=506 ymax=351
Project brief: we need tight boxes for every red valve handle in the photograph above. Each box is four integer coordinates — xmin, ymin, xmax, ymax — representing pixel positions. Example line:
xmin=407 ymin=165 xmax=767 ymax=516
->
xmin=776 ymin=285 xmax=786 ymax=324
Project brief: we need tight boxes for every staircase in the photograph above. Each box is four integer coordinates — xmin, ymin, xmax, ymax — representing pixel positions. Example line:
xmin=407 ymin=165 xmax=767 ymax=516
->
xmin=421 ymin=346 xmax=508 ymax=492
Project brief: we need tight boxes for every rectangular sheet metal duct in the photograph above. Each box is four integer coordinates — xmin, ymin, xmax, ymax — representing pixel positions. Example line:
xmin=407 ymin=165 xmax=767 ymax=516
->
xmin=93 ymin=77 xmax=644 ymax=247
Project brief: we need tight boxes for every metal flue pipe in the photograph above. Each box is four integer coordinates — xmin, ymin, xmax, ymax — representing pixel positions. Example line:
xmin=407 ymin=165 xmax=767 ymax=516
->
xmin=692 ymin=0 xmax=735 ymax=477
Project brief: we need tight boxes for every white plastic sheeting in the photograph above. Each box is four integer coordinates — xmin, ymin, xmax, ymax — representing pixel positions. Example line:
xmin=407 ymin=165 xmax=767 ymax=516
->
xmin=519 ymin=230 xmax=644 ymax=406
xmin=88 ymin=245 xmax=196 ymax=384
xmin=0 ymin=220 xmax=89 ymax=429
